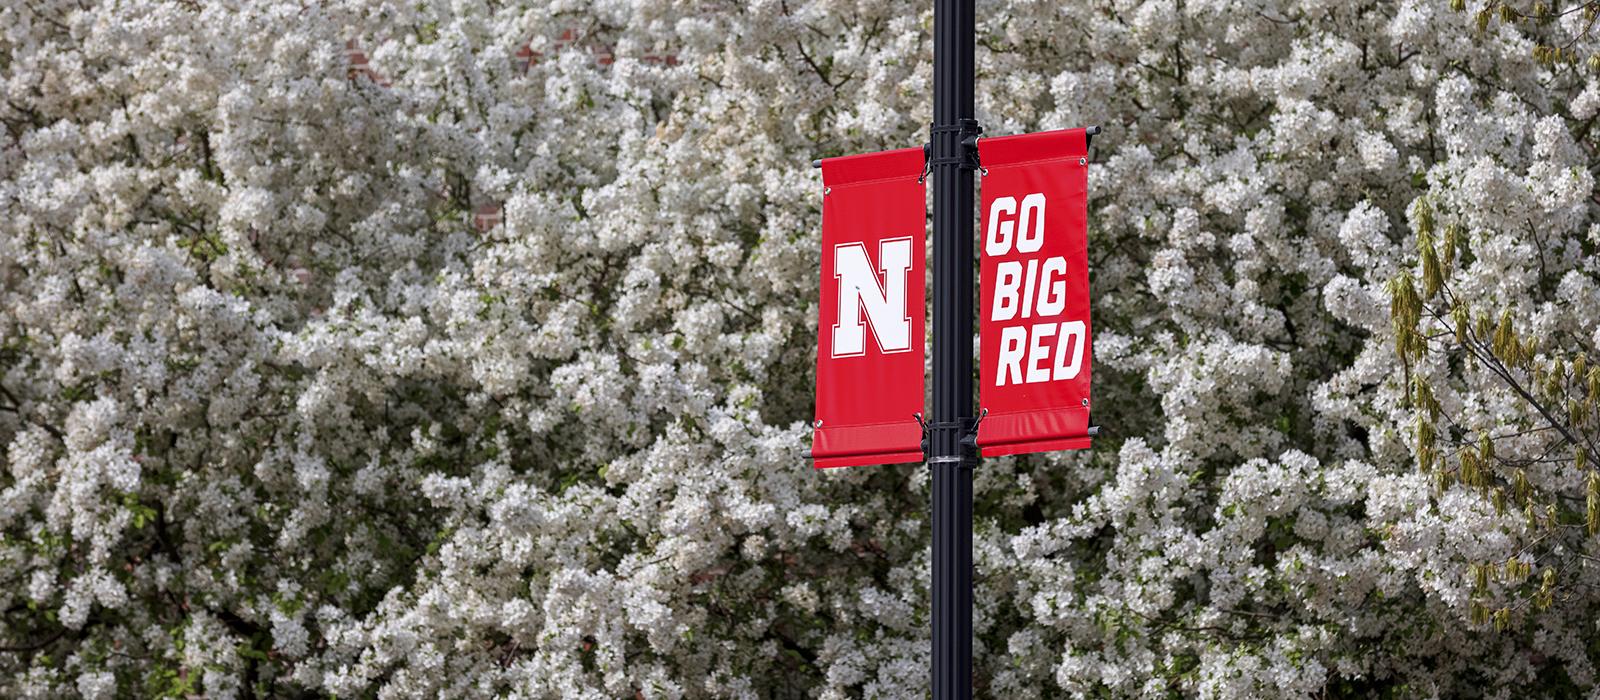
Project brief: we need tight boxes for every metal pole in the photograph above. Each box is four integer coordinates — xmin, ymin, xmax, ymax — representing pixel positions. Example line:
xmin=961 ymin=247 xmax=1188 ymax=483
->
xmin=929 ymin=0 xmax=978 ymax=697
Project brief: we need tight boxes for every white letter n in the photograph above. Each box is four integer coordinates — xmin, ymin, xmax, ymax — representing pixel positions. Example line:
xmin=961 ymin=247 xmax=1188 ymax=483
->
xmin=833 ymin=237 xmax=914 ymax=357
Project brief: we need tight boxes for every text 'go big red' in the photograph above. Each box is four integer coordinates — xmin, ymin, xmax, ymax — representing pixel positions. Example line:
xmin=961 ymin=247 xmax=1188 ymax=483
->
xmin=984 ymin=193 xmax=1087 ymax=386
xmin=975 ymin=128 xmax=1094 ymax=458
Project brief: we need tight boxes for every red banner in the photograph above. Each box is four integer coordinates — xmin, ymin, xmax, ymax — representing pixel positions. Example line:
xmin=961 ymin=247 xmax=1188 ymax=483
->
xmin=812 ymin=148 xmax=926 ymax=468
xmin=976 ymin=129 xmax=1093 ymax=457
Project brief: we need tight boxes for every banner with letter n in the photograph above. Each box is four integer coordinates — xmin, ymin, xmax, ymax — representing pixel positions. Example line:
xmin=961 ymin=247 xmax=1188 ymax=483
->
xmin=976 ymin=128 xmax=1093 ymax=457
xmin=811 ymin=147 xmax=927 ymax=468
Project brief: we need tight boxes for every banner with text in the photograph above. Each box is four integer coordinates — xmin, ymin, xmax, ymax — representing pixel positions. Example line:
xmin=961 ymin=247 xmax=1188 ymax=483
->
xmin=811 ymin=148 xmax=927 ymax=468
xmin=976 ymin=129 xmax=1093 ymax=457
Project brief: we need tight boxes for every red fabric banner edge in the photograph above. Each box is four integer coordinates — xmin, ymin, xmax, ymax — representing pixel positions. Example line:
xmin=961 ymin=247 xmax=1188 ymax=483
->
xmin=811 ymin=422 xmax=923 ymax=469
xmin=981 ymin=437 xmax=1092 ymax=458
xmin=814 ymin=450 xmax=925 ymax=469
xmin=979 ymin=127 xmax=1088 ymax=169
xmin=976 ymin=406 xmax=1092 ymax=450
xmin=819 ymin=147 xmax=926 ymax=188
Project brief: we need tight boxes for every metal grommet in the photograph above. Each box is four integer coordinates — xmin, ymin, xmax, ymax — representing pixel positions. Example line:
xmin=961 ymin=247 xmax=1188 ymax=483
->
xmin=979 ymin=167 xmax=989 ymax=176
xmin=824 ymin=186 xmax=832 ymax=196
xmin=1079 ymin=158 xmax=1087 ymax=166
xmin=1081 ymin=398 xmax=1089 ymax=406
xmin=814 ymin=419 xmax=824 ymax=428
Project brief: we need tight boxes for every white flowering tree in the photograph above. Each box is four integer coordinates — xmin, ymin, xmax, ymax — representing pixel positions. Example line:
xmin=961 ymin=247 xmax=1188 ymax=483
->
xmin=3 ymin=0 xmax=1600 ymax=697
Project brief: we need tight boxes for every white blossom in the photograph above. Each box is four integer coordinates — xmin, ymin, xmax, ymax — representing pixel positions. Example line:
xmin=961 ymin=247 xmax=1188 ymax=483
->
xmin=4 ymin=0 xmax=1600 ymax=697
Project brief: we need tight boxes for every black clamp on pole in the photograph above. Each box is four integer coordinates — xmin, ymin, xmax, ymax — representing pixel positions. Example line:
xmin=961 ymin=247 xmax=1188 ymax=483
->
xmin=956 ymin=408 xmax=987 ymax=452
xmin=924 ymin=417 xmax=980 ymax=466
xmin=928 ymin=119 xmax=983 ymax=171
